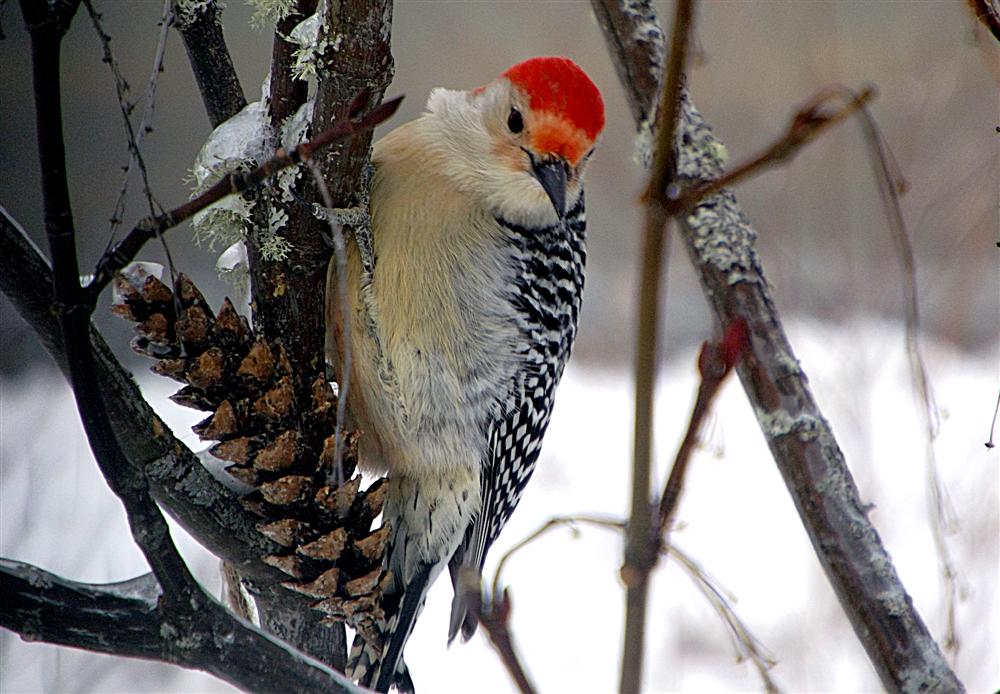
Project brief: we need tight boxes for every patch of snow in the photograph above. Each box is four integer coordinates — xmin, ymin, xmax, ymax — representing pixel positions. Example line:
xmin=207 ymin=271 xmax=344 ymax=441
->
xmin=1 ymin=318 xmax=995 ymax=692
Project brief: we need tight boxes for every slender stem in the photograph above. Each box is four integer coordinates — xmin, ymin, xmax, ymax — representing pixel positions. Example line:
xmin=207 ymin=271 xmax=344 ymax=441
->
xmin=594 ymin=3 xmax=964 ymax=690
xmin=619 ymin=2 xmax=694 ymax=692
xmin=87 ymin=95 xmax=402 ymax=303
xmin=662 ymin=86 xmax=876 ymax=217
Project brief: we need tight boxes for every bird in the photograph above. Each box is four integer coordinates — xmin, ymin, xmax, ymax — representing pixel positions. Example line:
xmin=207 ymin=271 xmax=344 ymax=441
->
xmin=326 ymin=56 xmax=604 ymax=692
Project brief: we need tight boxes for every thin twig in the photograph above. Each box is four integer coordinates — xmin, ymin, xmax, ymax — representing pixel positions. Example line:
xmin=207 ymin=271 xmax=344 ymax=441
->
xmin=620 ymin=1 xmax=695 ymax=692
xmin=304 ymin=159 xmax=352 ymax=486
xmin=842 ymin=85 xmax=963 ymax=656
xmin=987 ymin=388 xmax=1000 ymax=448
xmin=666 ymin=546 xmax=780 ymax=693
xmin=83 ymin=0 xmax=163 ymax=220
xmin=458 ymin=573 xmax=537 ymax=694
xmin=86 ymin=95 xmax=403 ymax=305
xmin=662 ymin=85 xmax=877 ymax=217
xmin=102 ymin=0 xmax=173 ymax=247
xmin=85 ymin=0 xmax=182 ymax=310
xmin=593 ymin=3 xmax=964 ymax=690
xmin=492 ymin=514 xmax=625 ymax=598
xmin=656 ymin=320 xmax=748 ymax=540
xmin=491 ymin=515 xmax=781 ymax=692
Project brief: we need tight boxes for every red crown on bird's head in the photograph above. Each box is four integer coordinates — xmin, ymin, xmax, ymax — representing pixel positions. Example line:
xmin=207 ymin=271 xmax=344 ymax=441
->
xmin=503 ymin=57 xmax=605 ymax=145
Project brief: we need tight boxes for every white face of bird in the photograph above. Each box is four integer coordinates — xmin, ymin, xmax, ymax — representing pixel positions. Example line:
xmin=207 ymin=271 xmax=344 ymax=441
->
xmin=422 ymin=57 xmax=605 ymax=227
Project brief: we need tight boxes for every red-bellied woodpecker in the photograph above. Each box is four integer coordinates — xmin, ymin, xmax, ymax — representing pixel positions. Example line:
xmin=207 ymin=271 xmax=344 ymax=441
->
xmin=327 ymin=56 xmax=604 ymax=692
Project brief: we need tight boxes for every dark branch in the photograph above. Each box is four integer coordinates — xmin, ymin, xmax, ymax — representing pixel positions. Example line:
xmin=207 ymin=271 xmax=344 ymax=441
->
xmin=87 ymin=95 xmax=402 ymax=304
xmin=1 ymin=561 xmax=163 ymax=659
xmin=173 ymin=0 xmax=246 ymax=128
xmin=268 ymin=0 xmax=317 ymax=126
xmin=0 ymin=560 xmax=362 ymax=693
xmin=593 ymin=3 xmax=964 ymax=692
xmin=16 ymin=5 xmax=361 ymax=689
xmin=968 ymin=0 xmax=1000 ymax=42
xmin=25 ymin=0 xmax=213 ymax=606
xmin=0 ymin=209 xmax=285 ymax=583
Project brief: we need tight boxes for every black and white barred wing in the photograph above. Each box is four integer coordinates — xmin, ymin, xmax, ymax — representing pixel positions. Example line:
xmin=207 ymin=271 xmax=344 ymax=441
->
xmin=447 ymin=196 xmax=587 ymax=642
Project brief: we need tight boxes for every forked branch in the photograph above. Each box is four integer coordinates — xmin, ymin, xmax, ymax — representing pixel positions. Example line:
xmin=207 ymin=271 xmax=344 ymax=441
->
xmin=592 ymin=1 xmax=963 ymax=691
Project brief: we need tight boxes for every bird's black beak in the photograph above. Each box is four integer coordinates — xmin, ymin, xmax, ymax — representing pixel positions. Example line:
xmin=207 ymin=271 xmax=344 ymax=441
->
xmin=530 ymin=156 xmax=568 ymax=220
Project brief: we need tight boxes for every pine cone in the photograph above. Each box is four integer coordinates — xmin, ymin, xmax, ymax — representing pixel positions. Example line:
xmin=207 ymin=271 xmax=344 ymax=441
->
xmin=112 ymin=266 xmax=390 ymax=637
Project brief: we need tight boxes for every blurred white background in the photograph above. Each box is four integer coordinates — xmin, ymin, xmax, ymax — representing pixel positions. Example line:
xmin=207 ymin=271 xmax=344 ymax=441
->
xmin=1 ymin=1 xmax=997 ymax=692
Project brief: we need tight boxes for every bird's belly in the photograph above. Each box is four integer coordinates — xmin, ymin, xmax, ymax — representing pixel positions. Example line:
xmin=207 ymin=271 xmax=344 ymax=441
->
xmin=350 ymin=296 xmax=517 ymax=483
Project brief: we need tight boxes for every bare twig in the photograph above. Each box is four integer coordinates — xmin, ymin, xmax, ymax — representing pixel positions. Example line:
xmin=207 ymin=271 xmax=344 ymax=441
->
xmin=987 ymin=389 xmax=1000 ymax=448
xmin=662 ymin=85 xmax=877 ymax=217
xmin=667 ymin=547 xmax=780 ymax=693
xmin=84 ymin=0 xmax=182 ymax=310
xmin=656 ymin=320 xmax=748 ymax=540
xmin=492 ymin=515 xmax=780 ymax=692
xmin=594 ymin=3 xmax=964 ymax=691
xmin=492 ymin=515 xmax=625 ymax=598
xmin=305 ymin=159 xmax=352 ymax=485
xmin=458 ymin=574 xmax=537 ymax=694
xmin=102 ymin=0 xmax=173 ymax=246
xmin=619 ymin=1 xmax=695 ymax=691
xmin=845 ymin=87 xmax=962 ymax=655
xmin=86 ymin=95 xmax=402 ymax=304
xmin=83 ymin=0 xmax=163 ymax=220
xmin=173 ymin=0 xmax=246 ymax=128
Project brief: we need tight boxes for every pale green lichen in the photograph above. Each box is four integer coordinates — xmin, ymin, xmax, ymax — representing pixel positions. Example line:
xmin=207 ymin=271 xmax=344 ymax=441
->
xmin=288 ymin=11 xmax=325 ymax=81
xmin=260 ymin=232 xmax=293 ymax=262
xmin=275 ymin=166 xmax=300 ymax=204
xmin=254 ymin=208 xmax=292 ymax=262
xmin=757 ymin=409 xmax=821 ymax=441
xmin=247 ymin=0 xmax=296 ymax=29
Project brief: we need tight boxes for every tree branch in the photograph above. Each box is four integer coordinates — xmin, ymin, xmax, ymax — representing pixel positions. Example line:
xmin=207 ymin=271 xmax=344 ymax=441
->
xmin=172 ymin=0 xmax=246 ymax=128
xmin=268 ymin=0 xmax=317 ymax=126
xmin=456 ymin=574 xmax=537 ymax=694
xmin=0 ymin=209 xmax=284 ymax=583
xmin=86 ymin=95 xmax=402 ymax=304
xmin=244 ymin=0 xmax=394 ymax=399
xmin=15 ymin=4 xmax=363 ymax=689
xmin=617 ymin=1 xmax=694 ymax=691
xmin=593 ymin=3 xmax=964 ymax=691
xmin=0 ymin=559 xmax=365 ymax=693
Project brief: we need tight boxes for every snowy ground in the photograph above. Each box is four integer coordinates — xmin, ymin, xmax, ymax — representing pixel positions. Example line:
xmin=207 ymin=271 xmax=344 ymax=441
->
xmin=1 ymin=318 xmax=996 ymax=693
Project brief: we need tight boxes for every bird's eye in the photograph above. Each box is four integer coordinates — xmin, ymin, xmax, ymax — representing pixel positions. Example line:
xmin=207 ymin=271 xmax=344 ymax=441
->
xmin=507 ymin=108 xmax=524 ymax=134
